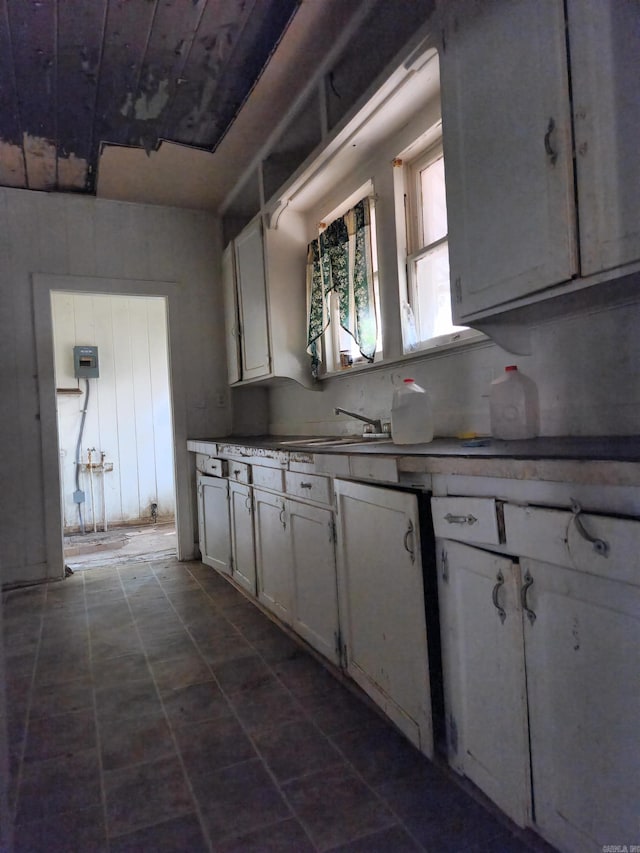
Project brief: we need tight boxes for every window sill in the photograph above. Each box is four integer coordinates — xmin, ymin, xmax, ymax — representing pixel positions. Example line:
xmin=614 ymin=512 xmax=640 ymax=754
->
xmin=316 ymin=329 xmax=489 ymax=381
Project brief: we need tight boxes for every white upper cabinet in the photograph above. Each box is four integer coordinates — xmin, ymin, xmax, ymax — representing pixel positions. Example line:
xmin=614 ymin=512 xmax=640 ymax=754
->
xmin=234 ymin=219 xmax=271 ymax=381
xmin=224 ymin=209 xmax=313 ymax=388
xmin=568 ymin=0 xmax=640 ymax=276
xmin=439 ymin=0 xmax=577 ymax=322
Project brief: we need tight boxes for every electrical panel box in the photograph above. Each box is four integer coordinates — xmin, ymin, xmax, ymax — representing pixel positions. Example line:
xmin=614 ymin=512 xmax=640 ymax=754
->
xmin=73 ymin=345 xmax=99 ymax=379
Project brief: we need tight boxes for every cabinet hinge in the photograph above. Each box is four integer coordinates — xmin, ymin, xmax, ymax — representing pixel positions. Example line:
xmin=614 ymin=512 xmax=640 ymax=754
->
xmin=441 ymin=547 xmax=449 ymax=583
xmin=454 ymin=277 xmax=462 ymax=303
xmin=229 ymin=555 xmax=234 ymax=572
xmin=330 ymin=517 xmax=337 ymax=544
xmin=334 ymin=629 xmax=342 ymax=665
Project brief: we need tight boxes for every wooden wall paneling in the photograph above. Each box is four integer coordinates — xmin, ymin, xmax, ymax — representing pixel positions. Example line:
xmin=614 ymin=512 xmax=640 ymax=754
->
xmin=94 ymin=201 xmax=126 ymax=279
xmin=120 ymin=203 xmax=151 ymax=281
xmin=145 ymin=205 xmax=180 ymax=283
xmin=56 ymin=0 xmax=108 ymax=191
xmin=90 ymin=293 xmax=120 ymax=526
xmin=6 ymin=0 xmax=57 ymax=189
xmin=147 ymin=296 xmax=175 ymax=517
xmin=51 ymin=291 xmax=78 ymax=530
xmin=110 ymin=296 xmax=139 ymax=522
xmin=36 ymin=195 xmax=70 ymax=275
xmin=129 ymin=296 xmax=158 ymax=521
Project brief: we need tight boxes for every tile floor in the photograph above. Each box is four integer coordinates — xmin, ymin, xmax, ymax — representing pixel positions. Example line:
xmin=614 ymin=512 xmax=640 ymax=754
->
xmin=3 ymin=558 xmax=556 ymax=852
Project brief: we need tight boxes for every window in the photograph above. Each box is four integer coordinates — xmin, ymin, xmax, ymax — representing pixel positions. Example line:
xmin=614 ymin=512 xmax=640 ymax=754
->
xmin=306 ymin=182 xmax=382 ymax=376
xmin=401 ymin=140 xmax=467 ymax=351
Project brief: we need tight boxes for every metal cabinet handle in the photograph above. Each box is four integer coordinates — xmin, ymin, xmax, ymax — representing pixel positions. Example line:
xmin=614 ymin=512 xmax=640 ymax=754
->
xmin=544 ymin=117 xmax=558 ymax=165
xmin=245 ymin=496 xmax=252 ymax=512
xmin=492 ymin=571 xmax=506 ymax=624
xmin=279 ymin=507 xmax=287 ymax=529
xmin=233 ymin=469 xmax=241 ymax=478
xmin=403 ymin=520 xmax=415 ymax=563
xmin=521 ymin=569 xmax=536 ymax=624
xmin=444 ymin=513 xmax=478 ymax=526
xmin=570 ymin=499 xmax=609 ymax=557
xmin=300 ymin=482 xmax=313 ymax=489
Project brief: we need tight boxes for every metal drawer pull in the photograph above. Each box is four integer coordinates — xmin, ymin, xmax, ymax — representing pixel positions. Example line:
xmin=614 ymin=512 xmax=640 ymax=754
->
xmin=492 ymin=571 xmax=506 ymax=624
xmin=300 ymin=482 xmax=313 ymax=489
xmin=245 ymin=496 xmax=252 ymax=512
xmin=521 ymin=569 xmax=536 ymax=624
xmin=570 ymin=499 xmax=609 ymax=557
xmin=279 ymin=507 xmax=287 ymax=528
xmin=403 ymin=520 xmax=415 ymax=563
xmin=544 ymin=117 xmax=558 ymax=165
xmin=444 ymin=513 xmax=478 ymax=526
xmin=233 ymin=468 xmax=241 ymax=477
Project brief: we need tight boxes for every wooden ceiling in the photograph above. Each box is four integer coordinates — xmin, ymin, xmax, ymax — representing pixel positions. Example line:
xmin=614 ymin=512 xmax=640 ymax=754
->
xmin=0 ymin=0 xmax=299 ymax=194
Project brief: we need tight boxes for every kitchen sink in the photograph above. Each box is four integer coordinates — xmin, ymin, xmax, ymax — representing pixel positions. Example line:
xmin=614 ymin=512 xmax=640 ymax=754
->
xmin=279 ymin=436 xmax=392 ymax=448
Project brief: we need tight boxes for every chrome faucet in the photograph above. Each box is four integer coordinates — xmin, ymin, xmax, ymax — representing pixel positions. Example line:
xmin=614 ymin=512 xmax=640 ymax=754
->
xmin=334 ymin=407 xmax=383 ymax=434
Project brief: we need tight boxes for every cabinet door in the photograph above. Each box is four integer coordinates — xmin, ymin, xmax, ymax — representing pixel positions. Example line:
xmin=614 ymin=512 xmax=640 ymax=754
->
xmin=522 ymin=557 xmax=640 ymax=851
xmin=229 ymin=481 xmax=256 ymax=595
xmin=222 ymin=243 xmax=241 ymax=385
xmin=235 ymin=219 xmax=271 ymax=380
xmin=334 ymin=480 xmax=433 ymax=756
xmin=197 ymin=474 xmax=231 ymax=575
xmin=289 ymin=500 xmax=339 ymax=665
xmin=253 ymin=488 xmax=292 ymax=623
xmin=436 ymin=539 xmax=531 ymax=827
xmin=568 ymin=0 xmax=640 ymax=276
xmin=439 ymin=0 xmax=577 ymax=320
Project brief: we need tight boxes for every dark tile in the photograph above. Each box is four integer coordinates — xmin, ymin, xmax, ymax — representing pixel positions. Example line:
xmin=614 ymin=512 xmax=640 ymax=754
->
xmin=283 ymin=765 xmax=396 ymax=851
xmin=92 ymin=651 xmax=152 ymax=687
xmin=197 ymin=634 xmax=256 ymax=667
xmin=152 ymin=653 xmax=212 ymax=691
xmin=214 ymin=818 xmax=315 ymax=853
xmin=226 ymin=608 xmax=277 ymax=641
xmin=162 ymin=680 xmax=234 ymax=727
xmin=88 ymin=602 xmax=135 ymax=631
xmin=187 ymin=617 xmax=240 ymax=646
xmin=34 ymin=647 xmax=91 ymax=686
xmin=135 ymin=612 xmax=185 ymax=638
xmin=99 ymin=712 xmax=176 ymax=771
xmin=13 ymin=804 xmax=108 ymax=853
xmin=298 ymin=683 xmax=382 ymax=736
xmin=30 ymin=677 xmax=94 ymax=718
xmin=159 ymin=575 xmax=201 ymax=593
xmin=375 ymin=763 xmax=470 ymax=820
xmin=44 ymin=582 xmax=86 ymax=611
xmin=152 ymin=563 xmax=190 ymax=581
xmin=251 ymin=631 xmax=303 ymax=663
xmin=110 ymin=812 xmax=208 ymax=852
xmin=331 ymin=721 xmax=430 ymax=786
xmin=40 ymin=611 xmax=88 ymax=643
xmin=403 ymin=798 xmax=505 ymax=852
xmin=254 ymin=720 xmax=344 ymax=782
xmin=15 ymin=749 xmax=102 ymax=823
xmin=274 ymin=652 xmax=337 ymax=697
xmin=125 ymin=585 xmax=168 ymax=607
xmin=95 ymin=680 xmax=163 ymax=721
xmin=5 ymin=647 xmax=37 ymax=680
xmin=327 ymin=824 xmax=422 ymax=852
xmin=213 ymin=654 xmax=276 ymax=694
xmin=228 ymin=682 xmax=306 ymax=734
xmin=176 ymin=717 xmax=256 ymax=778
xmin=104 ymin=754 xmax=193 ymax=837
xmin=85 ymin=585 xmax=126 ymax=607
xmin=192 ymin=758 xmax=291 ymax=841
xmin=468 ymin=832 xmax=534 ymax=853
xmin=141 ymin=630 xmax=197 ymax=663
xmin=24 ymin=709 xmax=96 ymax=763
xmin=90 ymin=624 xmax=143 ymax=661
xmin=83 ymin=569 xmax=122 ymax=590
xmin=4 ymin=585 xmax=47 ymax=611
xmin=119 ymin=563 xmax=156 ymax=580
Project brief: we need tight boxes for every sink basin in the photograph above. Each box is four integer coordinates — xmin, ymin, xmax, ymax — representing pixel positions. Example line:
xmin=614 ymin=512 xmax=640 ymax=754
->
xmin=278 ymin=436 xmax=391 ymax=448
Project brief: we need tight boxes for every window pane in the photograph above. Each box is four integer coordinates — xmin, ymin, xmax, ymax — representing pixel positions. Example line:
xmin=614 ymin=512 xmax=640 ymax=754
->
xmin=420 ymin=156 xmax=447 ymax=246
xmin=413 ymin=241 xmax=464 ymax=341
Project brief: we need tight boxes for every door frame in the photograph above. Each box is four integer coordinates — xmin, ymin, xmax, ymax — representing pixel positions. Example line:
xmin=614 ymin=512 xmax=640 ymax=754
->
xmin=32 ymin=273 xmax=194 ymax=579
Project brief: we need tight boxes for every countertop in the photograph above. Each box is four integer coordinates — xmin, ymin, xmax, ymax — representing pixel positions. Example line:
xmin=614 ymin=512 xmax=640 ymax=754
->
xmin=191 ymin=434 xmax=640 ymax=462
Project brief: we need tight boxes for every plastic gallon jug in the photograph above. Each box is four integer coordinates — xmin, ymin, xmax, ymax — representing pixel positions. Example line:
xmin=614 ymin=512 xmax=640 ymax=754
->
xmin=489 ymin=365 xmax=539 ymax=440
xmin=391 ymin=378 xmax=434 ymax=444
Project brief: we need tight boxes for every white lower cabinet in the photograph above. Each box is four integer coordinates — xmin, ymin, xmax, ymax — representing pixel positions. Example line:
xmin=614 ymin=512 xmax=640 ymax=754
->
xmin=253 ymin=488 xmax=293 ymax=624
xmin=522 ymin=557 xmax=640 ymax=852
xmin=197 ymin=472 xmax=231 ymax=575
xmin=436 ymin=539 xmax=532 ymax=827
xmin=289 ymin=500 xmax=339 ymax=665
xmin=436 ymin=501 xmax=640 ymax=853
xmin=334 ymin=479 xmax=433 ymax=757
xmin=228 ymin=481 xmax=256 ymax=595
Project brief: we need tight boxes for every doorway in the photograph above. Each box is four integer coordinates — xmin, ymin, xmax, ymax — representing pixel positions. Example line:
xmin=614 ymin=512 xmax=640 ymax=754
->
xmin=51 ymin=291 xmax=177 ymax=571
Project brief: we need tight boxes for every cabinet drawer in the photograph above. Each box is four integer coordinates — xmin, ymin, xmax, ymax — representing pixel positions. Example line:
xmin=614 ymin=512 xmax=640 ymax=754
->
xmin=431 ymin=497 xmax=502 ymax=546
xmin=227 ymin=461 xmax=251 ymax=484
xmin=505 ymin=503 xmax=640 ymax=586
xmin=252 ymin=465 xmax=284 ymax=492
xmin=285 ymin=471 xmax=331 ymax=505
xmin=195 ymin=454 xmax=225 ymax=477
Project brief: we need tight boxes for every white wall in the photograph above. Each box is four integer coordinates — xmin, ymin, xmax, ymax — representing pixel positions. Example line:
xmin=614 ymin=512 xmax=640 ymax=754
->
xmin=0 ymin=188 xmax=231 ymax=587
xmin=52 ymin=292 xmax=175 ymax=532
